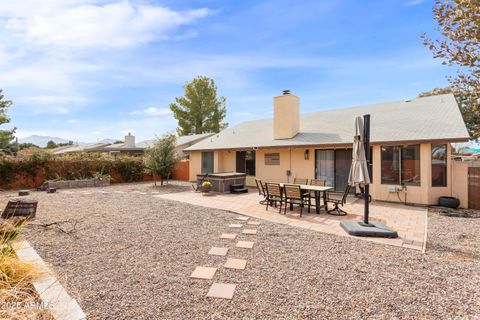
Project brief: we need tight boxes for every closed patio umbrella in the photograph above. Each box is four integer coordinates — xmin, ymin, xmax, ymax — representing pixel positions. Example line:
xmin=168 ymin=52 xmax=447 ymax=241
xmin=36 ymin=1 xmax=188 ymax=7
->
xmin=348 ymin=116 xmax=371 ymax=187
xmin=340 ymin=115 xmax=397 ymax=238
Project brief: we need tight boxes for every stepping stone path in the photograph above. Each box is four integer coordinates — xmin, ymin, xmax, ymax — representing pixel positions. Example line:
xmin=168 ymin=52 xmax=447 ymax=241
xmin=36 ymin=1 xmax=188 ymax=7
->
xmin=191 ymin=215 xmax=261 ymax=300
xmin=236 ymin=241 xmax=255 ymax=249
xmin=190 ymin=267 xmax=217 ymax=280
xmin=220 ymin=233 xmax=237 ymax=240
xmin=224 ymin=258 xmax=247 ymax=270
xmin=206 ymin=283 xmax=236 ymax=299
xmin=208 ymin=247 xmax=229 ymax=256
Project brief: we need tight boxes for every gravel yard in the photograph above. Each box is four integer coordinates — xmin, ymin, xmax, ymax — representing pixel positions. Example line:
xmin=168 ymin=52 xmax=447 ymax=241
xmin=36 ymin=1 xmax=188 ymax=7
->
xmin=1 ymin=182 xmax=479 ymax=319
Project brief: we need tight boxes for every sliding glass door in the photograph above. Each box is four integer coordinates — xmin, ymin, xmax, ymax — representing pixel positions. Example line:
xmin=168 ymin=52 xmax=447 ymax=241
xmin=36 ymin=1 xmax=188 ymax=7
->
xmin=315 ymin=150 xmax=334 ymax=187
xmin=335 ymin=149 xmax=351 ymax=191
xmin=315 ymin=149 xmax=352 ymax=191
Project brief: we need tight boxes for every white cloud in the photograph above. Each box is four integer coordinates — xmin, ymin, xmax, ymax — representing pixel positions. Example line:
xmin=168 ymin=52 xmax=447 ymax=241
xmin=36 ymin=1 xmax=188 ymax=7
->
xmin=0 ymin=1 xmax=210 ymax=49
xmin=404 ymin=0 xmax=426 ymax=6
xmin=130 ymin=107 xmax=171 ymax=116
xmin=0 ymin=1 xmax=210 ymax=115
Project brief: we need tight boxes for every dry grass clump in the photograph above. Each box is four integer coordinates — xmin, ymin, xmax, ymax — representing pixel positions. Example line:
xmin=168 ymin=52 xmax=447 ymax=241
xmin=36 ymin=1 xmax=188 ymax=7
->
xmin=0 ymin=218 xmax=53 ymax=320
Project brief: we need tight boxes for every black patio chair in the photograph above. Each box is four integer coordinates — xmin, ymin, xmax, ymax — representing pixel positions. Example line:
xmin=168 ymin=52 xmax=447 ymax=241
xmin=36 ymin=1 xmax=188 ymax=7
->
xmin=283 ymin=184 xmax=310 ymax=217
xmin=255 ymin=178 xmax=268 ymax=204
xmin=265 ymin=183 xmax=283 ymax=213
xmin=325 ymin=185 xmax=351 ymax=216
xmin=310 ymin=179 xmax=326 ymax=186
xmin=293 ymin=177 xmax=308 ymax=185
xmin=192 ymin=173 xmax=209 ymax=192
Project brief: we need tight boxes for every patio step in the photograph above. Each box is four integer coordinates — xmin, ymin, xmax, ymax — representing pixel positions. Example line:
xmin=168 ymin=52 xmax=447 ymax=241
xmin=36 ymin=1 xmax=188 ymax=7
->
xmin=230 ymin=184 xmax=249 ymax=194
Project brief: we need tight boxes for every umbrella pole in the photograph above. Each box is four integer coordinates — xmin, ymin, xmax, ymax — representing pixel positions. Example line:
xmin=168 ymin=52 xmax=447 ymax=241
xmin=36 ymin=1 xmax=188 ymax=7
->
xmin=363 ymin=114 xmax=371 ymax=225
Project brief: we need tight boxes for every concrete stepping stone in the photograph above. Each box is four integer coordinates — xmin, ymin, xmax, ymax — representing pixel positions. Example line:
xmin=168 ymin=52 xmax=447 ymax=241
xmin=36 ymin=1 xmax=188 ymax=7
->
xmin=208 ymin=246 xmax=229 ymax=256
xmin=236 ymin=241 xmax=254 ymax=249
xmin=206 ymin=283 xmax=236 ymax=299
xmin=229 ymin=224 xmax=243 ymax=228
xmin=247 ymin=221 xmax=260 ymax=225
xmin=190 ymin=266 xmax=217 ymax=279
xmin=242 ymin=229 xmax=257 ymax=235
xmin=236 ymin=216 xmax=249 ymax=221
xmin=224 ymin=258 xmax=247 ymax=270
xmin=220 ymin=233 xmax=237 ymax=240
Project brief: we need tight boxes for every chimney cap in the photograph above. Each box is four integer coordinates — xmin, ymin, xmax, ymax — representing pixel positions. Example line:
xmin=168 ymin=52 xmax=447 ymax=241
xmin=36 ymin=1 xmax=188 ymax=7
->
xmin=282 ymin=90 xmax=291 ymax=95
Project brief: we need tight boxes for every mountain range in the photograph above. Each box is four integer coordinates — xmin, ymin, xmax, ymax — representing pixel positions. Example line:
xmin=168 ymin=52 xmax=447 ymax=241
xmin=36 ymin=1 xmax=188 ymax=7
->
xmin=17 ymin=135 xmax=117 ymax=148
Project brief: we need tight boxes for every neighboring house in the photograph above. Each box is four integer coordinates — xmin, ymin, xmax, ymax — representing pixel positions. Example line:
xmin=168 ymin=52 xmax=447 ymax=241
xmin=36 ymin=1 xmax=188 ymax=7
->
xmin=51 ymin=132 xmax=214 ymax=157
xmin=50 ymin=142 xmax=113 ymax=155
xmin=137 ymin=133 xmax=215 ymax=157
xmin=185 ymin=91 xmax=470 ymax=206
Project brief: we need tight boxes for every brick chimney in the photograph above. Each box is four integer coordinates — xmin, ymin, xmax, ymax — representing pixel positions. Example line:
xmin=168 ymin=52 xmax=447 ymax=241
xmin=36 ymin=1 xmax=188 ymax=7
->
xmin=124 ymin=132 xmax=135 ymax=148
xmin=273 ymin=90 xmax=300 ymax=139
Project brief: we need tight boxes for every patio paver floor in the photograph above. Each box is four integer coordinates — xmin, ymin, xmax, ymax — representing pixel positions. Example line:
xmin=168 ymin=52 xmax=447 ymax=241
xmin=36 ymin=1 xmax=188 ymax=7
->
xmin=157 ymin=190 xmax=427 ymax=250
xmin=242 ymin=229 xmax=257 ymax=235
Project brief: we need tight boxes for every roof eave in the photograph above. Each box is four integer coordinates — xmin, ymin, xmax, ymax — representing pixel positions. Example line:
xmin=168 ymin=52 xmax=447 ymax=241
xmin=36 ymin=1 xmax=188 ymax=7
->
xmin=185 ymin=136 xmax=471 ymax=152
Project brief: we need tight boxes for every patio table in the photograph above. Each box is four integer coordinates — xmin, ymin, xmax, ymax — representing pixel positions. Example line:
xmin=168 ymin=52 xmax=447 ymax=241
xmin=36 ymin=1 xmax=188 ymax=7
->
xmin=277 ymin=183 xmax=333 ymax=214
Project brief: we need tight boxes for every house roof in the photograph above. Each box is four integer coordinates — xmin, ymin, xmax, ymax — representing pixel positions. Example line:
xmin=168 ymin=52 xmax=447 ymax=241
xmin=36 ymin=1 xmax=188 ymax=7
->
xmin=51 ymin=143 xmax=111 ymax=154
xmin=136 ymin=133 xmax=215 ymax=149
xmin=185 ymin=94 xmax=470 ymax=151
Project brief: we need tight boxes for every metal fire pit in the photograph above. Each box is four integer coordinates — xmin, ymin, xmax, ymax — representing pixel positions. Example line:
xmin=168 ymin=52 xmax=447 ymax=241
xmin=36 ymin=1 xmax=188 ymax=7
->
xmin=1 ymin=199 xmax=38 ymax=219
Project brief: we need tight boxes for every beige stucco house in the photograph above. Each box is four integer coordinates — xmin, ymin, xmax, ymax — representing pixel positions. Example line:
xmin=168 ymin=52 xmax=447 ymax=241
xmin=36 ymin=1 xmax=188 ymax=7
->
xmin=185 ymin=92 xmax=470 ymax=206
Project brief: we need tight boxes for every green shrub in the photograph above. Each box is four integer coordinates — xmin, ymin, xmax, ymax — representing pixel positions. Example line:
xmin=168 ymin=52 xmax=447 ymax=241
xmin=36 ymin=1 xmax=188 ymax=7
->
xmin=0 ymin=156 xmax=16 ymax=184
xmin=16 ymin=147 xmax=53 ymax=166
xmin=112 ymin=156 xmax=145 ymax=182
xmin=0 ymin=151 xmax=148 ymax=187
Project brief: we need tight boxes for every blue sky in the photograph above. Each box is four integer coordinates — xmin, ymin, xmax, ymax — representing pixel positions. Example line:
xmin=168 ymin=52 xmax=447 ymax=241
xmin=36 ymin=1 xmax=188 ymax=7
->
xmin=0 ymin=0 xmax=454 ymax=142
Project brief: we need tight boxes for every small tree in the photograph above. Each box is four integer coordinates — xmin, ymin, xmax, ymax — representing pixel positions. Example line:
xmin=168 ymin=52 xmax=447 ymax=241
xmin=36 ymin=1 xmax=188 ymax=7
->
xmin=421 ymin=0 xmax=480 ymax=140
xmin=143 ymin=134 xmax=180 ymax=186
xmin=169 ymin=76 xmax=227 ymax=135
xmin=0 ymin=89 xmax=15 ymax=149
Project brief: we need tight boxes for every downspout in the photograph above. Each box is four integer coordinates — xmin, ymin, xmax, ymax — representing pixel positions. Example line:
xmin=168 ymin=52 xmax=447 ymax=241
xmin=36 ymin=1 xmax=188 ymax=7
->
xmin=449 ymin=144 xmax=453 ymax=197
xmin=288 ymin=148 xmax=292 ymax=183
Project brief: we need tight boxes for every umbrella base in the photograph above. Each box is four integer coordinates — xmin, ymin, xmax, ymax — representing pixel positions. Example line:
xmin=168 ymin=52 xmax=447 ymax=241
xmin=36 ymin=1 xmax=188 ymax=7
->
xmin=340 ymin=220 xmax=398 ymax=238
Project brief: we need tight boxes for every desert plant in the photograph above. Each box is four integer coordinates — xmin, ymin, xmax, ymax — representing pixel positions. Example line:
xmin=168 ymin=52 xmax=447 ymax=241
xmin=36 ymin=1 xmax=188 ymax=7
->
xmin=0 ymin=219 xmax=51 ymax=319
xmin=92 ymin=172 xmax=111 ymax=181
xmin=143 ymin=134 xmax=180 ymax=186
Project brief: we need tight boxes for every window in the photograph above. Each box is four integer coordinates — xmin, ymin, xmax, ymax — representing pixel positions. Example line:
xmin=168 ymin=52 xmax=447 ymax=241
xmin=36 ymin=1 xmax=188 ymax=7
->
xmin=236 ymin=151 xmax=256 ymax=176
xmin=201 ymin=152 xmax=214 ymax=174
xmin=432 ymin=144 xmax=447 ymax=187
xmin=265 ymin=153 xmax=280 ymax=165
xmin=381 ymin=145 xmax=420 ymax=186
